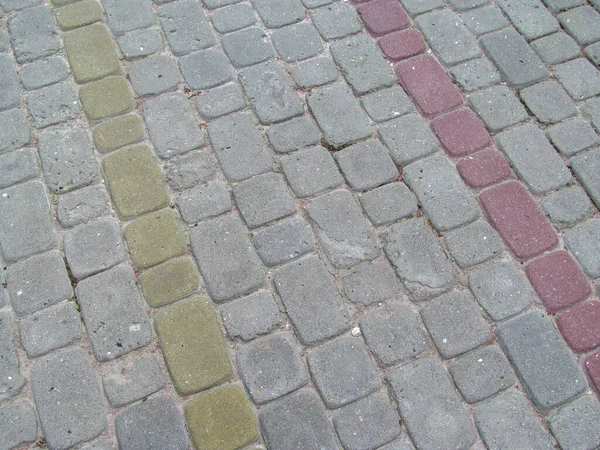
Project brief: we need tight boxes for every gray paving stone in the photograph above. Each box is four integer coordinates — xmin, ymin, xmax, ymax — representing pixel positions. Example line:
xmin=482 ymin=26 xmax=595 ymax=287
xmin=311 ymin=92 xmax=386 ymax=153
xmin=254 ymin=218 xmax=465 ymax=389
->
xmin=240 ymin=61 xmax=304 ymax=125
xmin=79 ymin=443 xmax=115 ymax=450
xmin=290 ymin=56 xmax=339 ymax=88
xmin=0 ymin=181 xmax=57 ymax=263
xmin=449 ymin=345 xmax=516 ymax=403
xmin=281 ymin=146 xmax=343 ymax=197
xmin=542 ymin=186 xmax=593 ymax=227
xmin=207 ymin=112 xmax=273 ymax=182
xmin=179 ymin=48 xmax=232 ymax=91
xmin=301 ymin=0 xmax=331 ymax=7
xmin=129 ymin=54 xmax=179 ymax=96
xmin=558 ymin=5 xmax=600 ymax=45
xmin=379 ymin=113 xmax=440 ymax=164
xmin=462 ymin=6 xmax=509 ymax=35
xmin=564 ymin=218 xmax=600 ymax=278
xmin=274 ymin=255 xmax=350 ymax=345
xmin=31 ymin=347 xmax=108 ymax=449
xmin=496 ymin=124 xmax=572 ymax=195
xmin=38 ymin=125 xmax=99 ymax=194
xmin=343 ymin=261 xmax=400 ymax=306
xmin=469 ymin=260 xmax=535 ymax=321
xmin=0 ymin=0 xmax=41 ymax=11
xmin=252 ymin=217 xmax=314 ymax=266
xmin=449 ymin=57 xmax=501 ymax=91
xmin=520 ymin=80 xmax=577 ymax=124
xmin=331 ymin=35 xmax=396 ymax=94
xmin=496 ymin=0 xmax=559 ymax=40
xmin=0 ymin=148 xmax=39 ymax=189
xmin=415 ymin=9 xmax=481 ymax=66
xmin=211 ymin=3 xmax=256 ymax=33
xmin=195 ymin=83 xmax=246 ymax=120
xmin=19 ymin=302 xmax=82 ymax=358
xmin=582 ymin=96 xmax=600 ymax=133
xmin=144 ymin=92 xmax=205 ymax=159
xmin=474 ymin=390 xmax=554 ymax=449
xmin=272 ymin=22 xmax=323 ymax=63
xmin=190 ymin=214 xmax=264 ymax=301
xmin=19 ymin=56 xmax=69 ymax=91
xmin=176 ymin=181 xmax=232 ymax=223
xmin=548 ymin=118 xmax=600 ymax=156
xmin=63 ymin=218 xmax=125 ymax=280
xmin=7 ymin=250 xmax=73 ymax=316
xmin=115 ymin=396 xmax=187 ymax=450
xmin=76 ymin=265 xmax=152 ymax=361
xmin=359 ymin=182 xmax=418 ymax=226
xmin=360 ymin=305 xmax=428 ymax=366
xmin=387 ymin=356 xmax=478 ymax=450
xmin=8 ymin=6 xmax=61 ymax=63
xmin=444 ymin=220 xmax=503 ymax=268
xmin=468 ymin=85 xmax=530 ymax=132
xmin=237 ymin=332 xmax=308 ymax=404
xmin=221 ymin=27 xmax=275 ymax=68
xmin=383 ymin=218 xmax=454 ymax=301
xmin=267 ymin=116 xmax=321 ymax=153
xmin=56 ymin=185 xmax=110 ymax=228
xmin=311 ymin=2 xmax=362 ymax=40
xmin=102 ymin=355 xmax=167 ymax=407
xmin=0 ymin=267 xmax=6 ymax=309
xmin=26 ymin=81 xmax=80 ymax=128
xmin=0 ymin=311 xmax=25 ymax=401
xmin=554 ymin=58 xmax=600 ymax=101
xmin=0 ymin=29 xmax=7 ymax=52
xmin=164 ymin=150 xmax=217 ymax=191
xmin=220 ymin=290 xmax=280 ymax=340
xmin=404 ymin=155 xmax=479 ymax=231
xmin=547 ymin=394 xmax=600 ymax=450
xmin=496 ymin=310 xmax=587 ymax=411
xmin=202 ymin=0 xmax=241 ymax=8
xmin=587 ymin=41 xmax=600 ymax=67
xmin=307 ymin=189 xmax=380 ymax=268
xmin=252 ymin=0 xmax=304 ymax=28
xmin=0 ymin=401 xmax=38 ymax=450
xmin=333 ymin=393 xmax=401 ymax=450
xmin=360 ymin=86 xmax=414 ymax=123
xmin=118 ymin=28 xmax=164 ymax=59
xmin=480 ymin=28 xmax=549 ymax=88
xmin=571 ymin=148 xmax=600 ymax=209
xmin=531 ymin=32 xmax=581 ymax=65
xmin=449 ymin=0 xmax=489 ymax=11
xmin=259 ymin=389 xmax=338 ymax=450
xmin=543 ymin=0 xmax=586 ymax=12
xmin=102 ymin=0 xmax=154 ymax=36
xmin=157 ymin=0 xmax=215 ymax=56
xmin=399 ymin=0 xmax=444 ymax=16
xmin=0 ymin=54 xmax=20 ymax=112
xmin=378 ymin=440 xmax=416 ymax=450
xmin=308 ymin=337 xmax=380 ymax=409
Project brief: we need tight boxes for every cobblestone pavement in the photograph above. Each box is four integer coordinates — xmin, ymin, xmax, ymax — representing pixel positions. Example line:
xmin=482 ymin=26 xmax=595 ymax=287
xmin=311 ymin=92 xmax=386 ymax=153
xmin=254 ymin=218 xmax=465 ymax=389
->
xmin=1 ymin=0 xmax=600 ymax=448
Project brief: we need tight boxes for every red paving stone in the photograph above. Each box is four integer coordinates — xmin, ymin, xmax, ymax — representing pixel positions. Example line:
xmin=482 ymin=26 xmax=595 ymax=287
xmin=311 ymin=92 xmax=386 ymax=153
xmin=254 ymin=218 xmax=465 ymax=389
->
xmin=557 ymin=300 xmax=600 ymax=353
xmin=525 ymin=251 xmax=592 ymax=313
xmin=431 ymin=108 xmax=491 ymax=157
xmin=356 ymin=0 xmax=410 ymax=36
xmin=456 ymin=147 xmax=512 ymax=188
xmin=395 ymin=55 xmax=463 ymax=117
xmin=584 ymin=351 xmax=600 ymax=395
xmin=378 ymin=29 xmax=427 ymax=61
xmin=479 ymin=181 xmax=558 ymax=260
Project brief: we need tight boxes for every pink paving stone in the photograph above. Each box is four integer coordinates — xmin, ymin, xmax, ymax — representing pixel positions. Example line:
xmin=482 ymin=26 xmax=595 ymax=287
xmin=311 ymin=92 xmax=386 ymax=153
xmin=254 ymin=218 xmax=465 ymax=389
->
xmin=479 ymin=181 xmax=558 ymax=260
xmin=431 ymin=108 xmax=491 ymax=157
xmin=395 ymin=55 xmax=463 ymax=117
xmin=525 ymin=250 xmax=592 ymax=313
xmin=356 ymin=0 xmax=410 ymax=36
xmin=456 ymin=147 xmax=512 ymax=188
xmin=378 ymin=29 xmax=427 ymax=61
xmin=584 ymin=351 xmax=600 ymax=395
xmin=557 ymin=300 xmax=600 ymax=353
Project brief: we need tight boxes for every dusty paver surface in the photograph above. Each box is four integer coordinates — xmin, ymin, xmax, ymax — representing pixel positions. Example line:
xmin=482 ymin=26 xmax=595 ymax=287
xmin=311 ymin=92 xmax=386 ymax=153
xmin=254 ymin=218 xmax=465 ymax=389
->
xmin=1 ymin=0 xmax=600 ymax=448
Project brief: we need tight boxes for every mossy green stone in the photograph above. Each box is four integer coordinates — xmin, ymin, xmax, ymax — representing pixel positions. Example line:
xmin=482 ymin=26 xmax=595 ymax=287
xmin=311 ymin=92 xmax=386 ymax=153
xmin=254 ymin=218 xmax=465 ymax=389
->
xmin=56 ymin=0 xmax=103 ymax=31
xmin=155 ymin=296 xmax=233 ymax=396
xmin=140 ymin=257 xmax=200 ymax=308
xmin=102 ymin=145 xmax=169 ymax=219
xmin=52 ymin=0 xmax=79 ymax=6
xmin=185 ymin=384 xmax=259 ymax=450
xmin=93 ymin=114 xmax=144 ymax=153
xmin=79 ymin=76 xmax=134 ymax=121
xmin=124 ymin=209 xmax=188 ymax=269
xmin=64 ymin=24 xmax=120 ymax=83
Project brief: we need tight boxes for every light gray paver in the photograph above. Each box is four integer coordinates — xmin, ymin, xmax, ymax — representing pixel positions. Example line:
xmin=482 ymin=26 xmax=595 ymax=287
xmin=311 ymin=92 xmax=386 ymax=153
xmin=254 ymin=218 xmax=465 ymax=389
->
xmin=543 ymin=0 xmax=586 ymax=12
xmin=444 ymin=220 xmax=504 ymax=268
xmin=360 ymin=86 xmax=414 ymax=123
xmin=0 ymin=148 xmax=39 ymax=189
xmin=211 ymin=3 xmax=256 ymax=33
xmin=272 ymin=22 xmax=323 ymax=63
xmin=310 ymin=2 xmax=362 ymax=40
xmin=26 ymin=81 xmax=80 ymax=128
xmin=194 ymin=84 xmax=246 ymax=120
xmin=582 ymin=96 xmax=600 ymax=132
xmin=0 ymin=30 xmax=7 ymax=52
xmin=19 ymin=56 xmax=69 ymax=91
xmin=301 ymin=0 xmax=332 ymax=7
xmin=462 ymin=6 xmax=510 ymax=36
xmin=252 ymin=0 xmax=305 ymax=28
xmin=468 ymin=84 xmax=529 ymax=131
xmin=8 ymin=6 xmax=61 ymax=63
xmin=0 ymin=401 xmax=38 ymax=450
xmin=31 ymin=347 xmax=108 ymax=450
xmin=252 ymin=217 xmax=314 ymax=266
xmin=56 ymin=185 xmax=110 ymax=228
xmin=164 ymin=151 xmax=217 ymax=191
xmin=519 ymin=80 xmax=577 ymax=124
xmin=558 ymin=5 xmax=600 ymax=45
xmin=564 ymin=218 xmax=600 ymax=278
xmin=547 ymin=118 xmax=600 ymax=156
xmin=280 ymin=146 xmax=343 ymax=197
xmin=290 ymin=56 xmax=339 ymax=88
xmin=449 ymin=57 xmax=502 ymax=92
xmin=202 ymin=0 xmax=242 ymax=8
xmin=379 ymin=113 xmax=440 ymax=165
xmin=76 ymin=264 xmax=153 ymax=361
xmin=0 ymin=311 xmax=25 ymax=401
xmin=547 ymin=394 xmax=600 ymax=450
xmin=129 ymin=54 xmax=180 ymax=96
xmin=571 ymin=148 xmax=600 ymax=209
xmin=398 ymin=0 xmax=444 ymax=16
xmin=542 ymin=186 xmax=593 ymax=227
xmin=176 ymin=181 xmax=232 ymax=223
xmin=587 ymin=41 xmax=600 ymax=66
xmin=102 ymin=0 xmax=155 ymax=36
xmin=0 ymin=108 xmax=30 ymax=153
xmin=266 ymin=116 xmax=322 ymax=153
xmin=0 ymin=0 xmax=42 ymax=11
xmin=220 ymin=291 xmax=280 ymax=340
xmin=0 ymin=54 xmax=20 ymax=112
xmin=530 ymin=32 xmax=581 ymax=65
xmin=342 ymin=261 xmax=400 ymax=306
xmin=118 ymin=28 xmax=163 ymax=59
xmin=157 ymin=0 xmax=216 ymax=56
xmin=554 ymin=58 xmax=600 ymax=101
xmin=449 ymin=0 xmax=489 ymax=10
xmin=221 ymin=27 xmax=275 ymax=68
xmin=359 ymin=182 xmax=418 ymax=226
xmin=179 ymin=48 xmax=232 ymax=91
xmin=274 ymin=255 xmax=350 ymax=345
xmin=496 ymin=0 xmax=559 ymax=40
xmin=496 ymin=310 xmax=587 ymax=411
xmin=387 ymin=357 xmax=478 ymax=450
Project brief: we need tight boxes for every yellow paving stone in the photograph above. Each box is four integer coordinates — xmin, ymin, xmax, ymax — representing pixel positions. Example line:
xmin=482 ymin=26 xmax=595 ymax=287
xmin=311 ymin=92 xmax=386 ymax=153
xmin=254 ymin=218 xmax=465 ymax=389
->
xmin=79 ymin=76 xmax=134 ymax=121
xmin=63 ymin=23 xmax=120 ymax=83
xmin=139 ymin=257 xmax=200 ymax=308
xmin=185 ymin=384 xmax=259 ymax=450
xmin=93 ymin=114 xmax=144 ymax=153
xmin=55 ymin=0 xmax=103 ymax=31
xmin=102 ymin=145 xmax=169 ymax=219
xmin=155 ymin=296 xmax=233 ymax=396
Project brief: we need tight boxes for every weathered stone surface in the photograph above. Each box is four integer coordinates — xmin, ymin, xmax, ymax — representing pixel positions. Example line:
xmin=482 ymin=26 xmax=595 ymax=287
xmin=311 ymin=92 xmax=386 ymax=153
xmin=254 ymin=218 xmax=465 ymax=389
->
xmin=252 ymin=217 xmax=314 ymax=267
xmin=0 ymin=148 xmax=38 ymax=189
xmin=272 ymin=22 xmax=323 ymax=62
xmin=211 ymin=3 xmax=256 ymax=33
xmin=444 ymin=220 xmax=504 ymax=268
xmin=130 ymin=54 xmax=180 ymax=96
xmin=176 ymin=182 xmax=232 ymax=223
xmin=497 ymin=0 xmax=559 ymax=39
xmin=55 ymin=0 xmax=103 ymax=30
xmin=564 ymin=219 xmax=600 ymax=279
xmin=547 ymin=394 xmax=600 ymax=450
xmin=267 ymin=116 xmax=322 ymax=153
xmin=0 ymin=311 xmax=25 ymax=401
xmin=8 ymin=6 xmax=61 ymax=63
xmin=290 ymin=56 xmax=339 ymax=88
xmin=0 ymin=109 xmax=30 ymax=154
xmin=343 ymin=261 xmax=400 ymax=306
xmin=379 ymin=114 xmax=440 ymax=165
xmin=571 ymin=148 xmax=600 ymax=209
xmin=220 ymin=290 xmax=280 ymax=340
xmin=542 ymin=186 xmax=593 ymax=228
xmin=179 ymin=48 xmax=232 ymax=90
xmin=26 ymin=81 xmax=80 ymax=128
xmin=93 ymin=114 xmax=145 ymax=153
xmin=79 ymin=76 xmax=134 ymax=121
xmin=310 ymin=2 xmax=362 ymax=40
xmin=103 ymin=355 xmax=166 ymax=407
xmin=157 ymin=0 xmax=216 ymax=55
xmin=221 ymin=27 xmax=275 ymax=68
xmin=253 ymin=0 xmax=304 ymax=28
xmin=0 ymin=54 xmax=20 ymax=112
xmin=359 ymin=182 xmax=418 ymax=227
xmin=194 ymin=84 xmax=246 ymax=120
xmin=547 ymin=117 xmax=600 ymax=157
xmin=57 ymin=185 xmax=110 ymax=228
xmin=139 ymin=257 xmax=199 ymax=308
xmin=164 ymin=151 xmax=217 ymax=191
xmin=0 ymin=401 xmax=38 ymax=450
xmin=280 ymin=146 xmax=343 ymax=198
xmin=102 ymin=0 xmax=155 ymax=36
xmin=118 ymin=28 xmax=164 ymax=59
